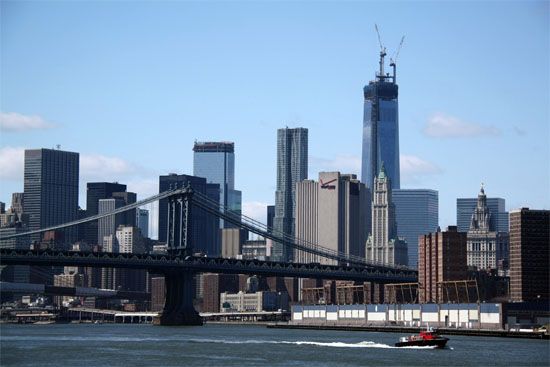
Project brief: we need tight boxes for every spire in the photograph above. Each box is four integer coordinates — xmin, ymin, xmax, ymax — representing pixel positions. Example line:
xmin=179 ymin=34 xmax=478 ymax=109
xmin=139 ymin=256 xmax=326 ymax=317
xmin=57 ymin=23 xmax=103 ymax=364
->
xmin=470 ymin=184 xmax=491 ymax=232
xmin=378 ymin=162 xmax=387 ymax=179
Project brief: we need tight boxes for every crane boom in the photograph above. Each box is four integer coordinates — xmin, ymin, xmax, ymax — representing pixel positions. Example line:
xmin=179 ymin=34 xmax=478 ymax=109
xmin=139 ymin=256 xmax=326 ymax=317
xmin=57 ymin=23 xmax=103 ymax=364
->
xmin=391 ymin=35 xmax=405 ymax=64
xmin=374 ymin=24 xmax=384 ymax=52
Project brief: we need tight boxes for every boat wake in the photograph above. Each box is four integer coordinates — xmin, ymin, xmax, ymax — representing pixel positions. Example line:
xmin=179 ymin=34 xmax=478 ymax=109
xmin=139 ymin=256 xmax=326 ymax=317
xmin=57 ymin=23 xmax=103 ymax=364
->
xmin=188 ymin=338 xmax=437 ymax=349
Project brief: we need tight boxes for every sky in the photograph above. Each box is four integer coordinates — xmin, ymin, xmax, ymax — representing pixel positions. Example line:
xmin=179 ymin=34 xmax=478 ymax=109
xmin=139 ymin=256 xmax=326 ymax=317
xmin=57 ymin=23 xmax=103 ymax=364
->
xmin=1 ymin=1 xmax=549 ymax=239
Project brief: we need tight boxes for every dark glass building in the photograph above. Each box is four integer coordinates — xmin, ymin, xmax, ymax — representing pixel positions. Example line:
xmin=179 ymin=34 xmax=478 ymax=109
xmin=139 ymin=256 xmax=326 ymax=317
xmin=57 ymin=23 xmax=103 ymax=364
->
xmin=193 ymin=141 xmax=242 ymax=229
xmin=24 ymin=148 xmax=79 ymax=244
xmin=361 ymin=51 xmax=400 ymax=190
xmin=158 ymin=174 xmax=220 ymax=256
xmin=85 ymin=182 xmax=127 ymax=245
xmin=267 ymin=205 xmax=275 ymax=233
xmin=273 ymin=127 xmax=308 ymax=262
xmin=392 ymin=189 xmax=439 ymax=268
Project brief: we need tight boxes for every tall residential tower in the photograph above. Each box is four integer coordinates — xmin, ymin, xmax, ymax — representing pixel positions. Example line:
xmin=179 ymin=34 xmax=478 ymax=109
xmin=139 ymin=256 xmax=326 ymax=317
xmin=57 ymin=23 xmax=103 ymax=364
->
xmin=273 ymin=127 xmax=308 ymax=262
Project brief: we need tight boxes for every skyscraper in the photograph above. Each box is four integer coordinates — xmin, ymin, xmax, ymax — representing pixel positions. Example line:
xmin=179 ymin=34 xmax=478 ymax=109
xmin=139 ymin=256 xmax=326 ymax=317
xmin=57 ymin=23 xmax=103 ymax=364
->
xmin=158 ymin=174 xmax=220 ymax=256
xmin=361 ymin=50 xmax=400 ymax=190
xmin=294 ymin=172 xmax=370 ymax=265
xmin=193 ymin=141 xmax=242 ymax=228
xmin=509 ymin=208 xmax=549 ymax=302
xmin=392 ymin=189 xmax=439 ymax=268
xmin=457 ymin=195 xmax=508 ymax=233
xmin=85 ymin=182 xmax=127 ymax=245
xmin=273 ymin=127 xmax=308 ymax=262
xmin=466 ymin=185 xmax=509 ymax=271
xmin=365 ymin=166 xmax=407 ymax=266
xmin=24 ymin=148 xmax=79 ymax=244
xmin=136 ymin=208 xmax=149 ymax=238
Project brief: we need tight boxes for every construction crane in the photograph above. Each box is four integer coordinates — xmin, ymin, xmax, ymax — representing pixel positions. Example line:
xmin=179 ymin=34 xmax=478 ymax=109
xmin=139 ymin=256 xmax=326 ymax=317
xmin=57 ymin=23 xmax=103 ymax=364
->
xmin=374 ymin=24 xmax=387 ymax=79
xmin=390 ymin=35 xmax=405 ymax=84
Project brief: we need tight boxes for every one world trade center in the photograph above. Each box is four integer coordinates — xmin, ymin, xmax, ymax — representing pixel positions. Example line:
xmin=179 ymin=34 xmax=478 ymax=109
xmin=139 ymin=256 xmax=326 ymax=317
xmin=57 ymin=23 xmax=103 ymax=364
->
xmin=361 ymin=48 xmax=400 ymax=190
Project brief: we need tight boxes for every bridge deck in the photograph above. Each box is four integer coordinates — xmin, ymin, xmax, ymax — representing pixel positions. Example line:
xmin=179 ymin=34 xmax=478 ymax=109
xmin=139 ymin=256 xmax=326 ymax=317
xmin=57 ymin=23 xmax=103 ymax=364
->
xmin=0 ymin=249 xmax=417 ymax=283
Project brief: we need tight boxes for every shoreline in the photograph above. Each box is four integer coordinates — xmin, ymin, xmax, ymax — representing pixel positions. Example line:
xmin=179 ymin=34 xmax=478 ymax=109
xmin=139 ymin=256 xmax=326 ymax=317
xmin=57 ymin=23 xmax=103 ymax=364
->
xmin=2 ymin=318 xmax=548 ymax=340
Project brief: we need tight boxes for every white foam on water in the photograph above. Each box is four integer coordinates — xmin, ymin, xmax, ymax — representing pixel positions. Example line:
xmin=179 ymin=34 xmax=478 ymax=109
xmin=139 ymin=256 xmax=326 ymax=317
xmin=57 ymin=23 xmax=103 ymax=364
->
xmin=6 ymin=336 xmax=441 ymax=350
xmin=188 ymin=338 xmax=437 ymax=349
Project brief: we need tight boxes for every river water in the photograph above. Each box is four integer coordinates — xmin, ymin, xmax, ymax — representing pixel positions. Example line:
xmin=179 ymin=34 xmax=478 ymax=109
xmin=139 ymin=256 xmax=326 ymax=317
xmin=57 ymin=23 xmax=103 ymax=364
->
xmin=1 ymin=323 xmax=548 ymax=366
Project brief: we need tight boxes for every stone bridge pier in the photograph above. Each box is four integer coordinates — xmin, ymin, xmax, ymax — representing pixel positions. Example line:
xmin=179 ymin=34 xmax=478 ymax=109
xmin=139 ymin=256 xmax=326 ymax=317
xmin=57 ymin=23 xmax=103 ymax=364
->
xmin=157 ymin=270 xmax=202 ymax=326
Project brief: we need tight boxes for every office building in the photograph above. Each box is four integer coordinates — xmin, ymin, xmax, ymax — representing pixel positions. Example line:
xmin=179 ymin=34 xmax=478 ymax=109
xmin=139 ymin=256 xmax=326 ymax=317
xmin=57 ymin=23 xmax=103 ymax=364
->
xmin=136 ymin=208 xmax=149 ymax=238
xmin=242 ymin=239 xmax=269 ymax=260
xmin=295 ymin=172 xmax=370 ymax=264
xmin=418 ymin=226 xmax=467 ymax=303
xmin=24 ymin=148 xmax=79 ymax=244
xmin=115 ymin=225 xmax=146 ymax=291
xmin=220 ymin=291 xmax=286 ymax=312
xmin=97 ymin=194 xmax=136 ymax=252
xmin=158 ymin=174 xmax=220 ymax=256
xmin=366 ymin=167 xmax=407 ymax=266
xmin=97 ymin=193 xmax=136 ymax=290
xmin=466 ymin=186 xmax=509 ymax=271
xmin=361 ymin=49 xmax=400 ymax=190
xmin=221 ymin=228 xmax=243 ymax=258
xmin=193 ymin=141 xmax=242 ymax=228
xmin=457 ymin=195 xmax=508 ymax=233
xmin=273 ymin=127 xmax=308 ymax=262
xmin=509 ymin=208 xmax=549 ymax=302
xmin=392 ymin=189 xmax=439 ymax=268
xmin=85 ymin=182 xmax=127 ymax=245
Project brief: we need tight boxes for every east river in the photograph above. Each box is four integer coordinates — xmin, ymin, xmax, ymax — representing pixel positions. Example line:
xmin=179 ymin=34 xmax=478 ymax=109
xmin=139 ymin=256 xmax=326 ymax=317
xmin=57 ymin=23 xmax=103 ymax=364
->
xmin=1 ymin=323 xmax=549 ymax=366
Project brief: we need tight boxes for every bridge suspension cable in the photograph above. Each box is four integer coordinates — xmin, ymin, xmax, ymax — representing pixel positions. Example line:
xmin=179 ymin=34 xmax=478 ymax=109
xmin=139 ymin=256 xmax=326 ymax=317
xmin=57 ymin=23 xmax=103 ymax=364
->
xmin=191 ymin=191 xmax=408 ymax=270
xmin=0 ymin=188 xmax=411 ymax=271
xmin=0 ymin=188 xmax=184 ymax=241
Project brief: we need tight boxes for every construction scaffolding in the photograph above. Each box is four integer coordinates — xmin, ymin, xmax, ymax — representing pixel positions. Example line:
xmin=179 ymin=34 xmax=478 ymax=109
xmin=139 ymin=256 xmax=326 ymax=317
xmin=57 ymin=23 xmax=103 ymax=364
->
xmin=384 ymin=282 xmax=418 ymax=304
xmin=301 ymin=287 xmax=326 ymax=305
xmin=437 ymin=279 xmax=480 ymax=303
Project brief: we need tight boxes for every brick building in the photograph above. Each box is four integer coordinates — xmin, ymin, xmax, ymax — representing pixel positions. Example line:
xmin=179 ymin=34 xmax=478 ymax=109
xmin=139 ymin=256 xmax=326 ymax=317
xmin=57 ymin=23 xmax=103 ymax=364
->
xmin=418 ymin=226 xmax=467 ymax=303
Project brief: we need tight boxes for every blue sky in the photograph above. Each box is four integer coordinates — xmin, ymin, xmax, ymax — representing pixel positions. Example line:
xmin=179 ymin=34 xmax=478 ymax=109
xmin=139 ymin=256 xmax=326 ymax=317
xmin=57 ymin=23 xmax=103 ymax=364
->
xmin=1 ymin=1 xmax=548 ymax=238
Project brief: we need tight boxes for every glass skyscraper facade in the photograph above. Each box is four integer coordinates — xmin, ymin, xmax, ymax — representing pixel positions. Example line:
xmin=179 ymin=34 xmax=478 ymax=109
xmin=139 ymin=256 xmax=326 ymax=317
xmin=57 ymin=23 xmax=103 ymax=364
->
xmin=193 ymin=142 xmax=242 ymax=228
xmin=392 ymin=189 xmax=439 ymax=268
xmin=158 ymin=174 xmax=220 ymax=256
xmin=23 ymin=148 xmax=79 ymax=244
xmin=361 ymin=53 xmax=400 ymax=190
xmin=136 ymin=208 xmax=149 ymax=238
xmin=273 ymin=127 xmax=308 ymax=262
xmin=457 ymin=197 xmax=508 ymax=233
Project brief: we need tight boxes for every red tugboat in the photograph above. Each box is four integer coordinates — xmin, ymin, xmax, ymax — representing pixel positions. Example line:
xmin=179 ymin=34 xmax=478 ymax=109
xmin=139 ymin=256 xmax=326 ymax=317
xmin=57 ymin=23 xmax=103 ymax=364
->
xmin=395 ymin=326 xmax=449 ymax=348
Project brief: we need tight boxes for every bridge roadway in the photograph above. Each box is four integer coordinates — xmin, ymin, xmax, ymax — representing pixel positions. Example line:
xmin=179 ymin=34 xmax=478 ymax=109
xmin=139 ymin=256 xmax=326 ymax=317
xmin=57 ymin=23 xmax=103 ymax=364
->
xmin=0 ymin=249 xmax=417 ymax=283
xmin=0 ymin=248 xmax=417 ymax=326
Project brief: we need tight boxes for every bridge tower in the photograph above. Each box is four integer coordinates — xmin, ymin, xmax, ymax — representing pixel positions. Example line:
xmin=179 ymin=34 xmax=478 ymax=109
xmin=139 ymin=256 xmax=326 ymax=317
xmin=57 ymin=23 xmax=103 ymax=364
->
xmin=166 ymin=186 xmax=194 ymax=255
xmin=159 ymin=186 xmax=202 ymax=326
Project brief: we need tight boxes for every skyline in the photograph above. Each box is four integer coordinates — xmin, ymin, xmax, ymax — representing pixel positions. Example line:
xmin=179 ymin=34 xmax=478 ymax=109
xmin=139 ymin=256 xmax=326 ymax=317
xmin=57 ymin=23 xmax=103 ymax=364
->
xmin=1 ymin=1 xmax=549 ymax=239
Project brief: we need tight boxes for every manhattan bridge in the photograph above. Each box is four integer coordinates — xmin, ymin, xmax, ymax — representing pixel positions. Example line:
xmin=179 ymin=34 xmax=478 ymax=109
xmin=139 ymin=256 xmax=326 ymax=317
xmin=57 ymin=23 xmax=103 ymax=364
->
xmin=0 ymin=186 xmax=417 ymax=325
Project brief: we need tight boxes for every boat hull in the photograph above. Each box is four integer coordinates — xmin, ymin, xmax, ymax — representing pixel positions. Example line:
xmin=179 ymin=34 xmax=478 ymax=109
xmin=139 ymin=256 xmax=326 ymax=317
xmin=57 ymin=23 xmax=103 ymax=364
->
xmin=394 ymin=337 xmax=449 ymax=348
